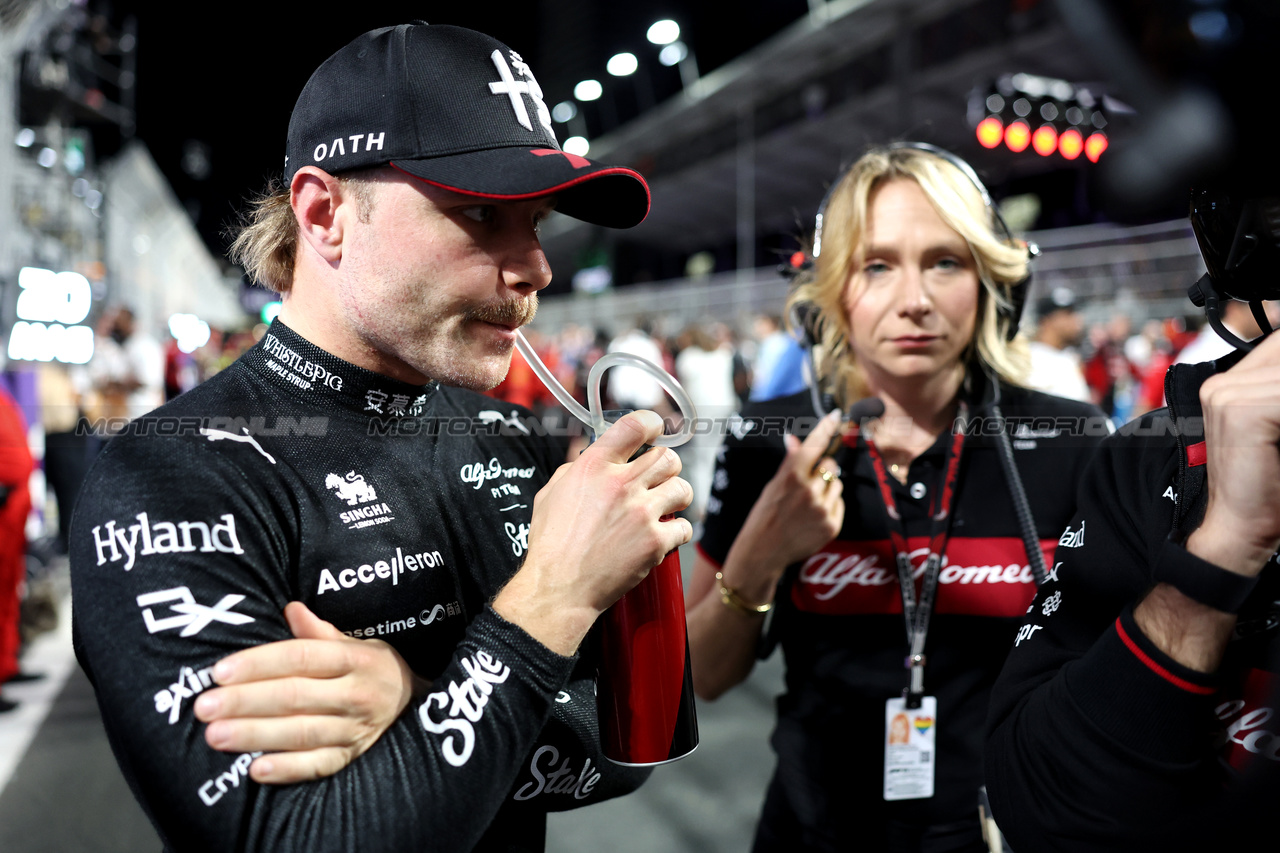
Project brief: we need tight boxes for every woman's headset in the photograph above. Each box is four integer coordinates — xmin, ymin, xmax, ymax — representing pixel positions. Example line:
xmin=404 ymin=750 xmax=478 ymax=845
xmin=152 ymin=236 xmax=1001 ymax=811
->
xmin=790 ymin=141 xmax=1039 ymax=343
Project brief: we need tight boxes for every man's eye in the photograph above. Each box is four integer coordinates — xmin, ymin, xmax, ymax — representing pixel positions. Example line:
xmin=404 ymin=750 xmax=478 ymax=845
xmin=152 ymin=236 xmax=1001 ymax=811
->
xmin=462 ymin=206 xmax=494 ymax=224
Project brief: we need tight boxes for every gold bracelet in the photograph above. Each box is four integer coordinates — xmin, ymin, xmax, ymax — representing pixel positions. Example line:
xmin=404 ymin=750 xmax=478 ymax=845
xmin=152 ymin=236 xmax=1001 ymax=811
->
xmin=716 ymin=571 xmax=773 ymax=615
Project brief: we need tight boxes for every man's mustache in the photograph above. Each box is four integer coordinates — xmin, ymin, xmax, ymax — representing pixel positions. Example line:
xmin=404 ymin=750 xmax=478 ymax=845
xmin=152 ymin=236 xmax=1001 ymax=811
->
xmin=468 ymin=296 xmax=538 ymax=328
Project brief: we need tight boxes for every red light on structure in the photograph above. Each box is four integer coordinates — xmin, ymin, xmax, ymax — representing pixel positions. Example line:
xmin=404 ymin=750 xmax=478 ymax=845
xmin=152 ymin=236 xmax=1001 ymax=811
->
xmin=1005 ymin=121 xmax=1031 ymax=153
xmin=1085 ymin=131 xmax=1108 ymax=163
xmin=976 ymin=116 xmax=1004 ymax=149
xmin=1032 ymin=124 xmax=1058 ymax=156
xmin=1058 ymin=128 xmax=1084 ymax=160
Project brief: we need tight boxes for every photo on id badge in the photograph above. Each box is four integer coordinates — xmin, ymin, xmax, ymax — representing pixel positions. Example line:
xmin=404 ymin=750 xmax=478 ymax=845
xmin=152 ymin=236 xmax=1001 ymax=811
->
xmin=883 ymin=696 xmax=936 ymax=801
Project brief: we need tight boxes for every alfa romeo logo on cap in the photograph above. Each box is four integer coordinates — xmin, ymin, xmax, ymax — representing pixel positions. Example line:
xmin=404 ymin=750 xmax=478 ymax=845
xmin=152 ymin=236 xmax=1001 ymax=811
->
xmin=488 ymin=50 xmax=552 ymax=135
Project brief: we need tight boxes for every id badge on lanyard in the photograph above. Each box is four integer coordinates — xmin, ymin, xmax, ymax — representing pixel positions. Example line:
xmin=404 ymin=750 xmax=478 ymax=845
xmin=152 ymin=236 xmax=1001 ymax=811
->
xmin=884 ymin=695 xmax=938 ymax=801
xmin=865 ymin=404 xmax=967 ymax=801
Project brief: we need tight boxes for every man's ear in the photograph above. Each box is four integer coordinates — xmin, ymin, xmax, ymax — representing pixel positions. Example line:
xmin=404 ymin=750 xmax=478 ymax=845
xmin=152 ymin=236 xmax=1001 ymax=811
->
xmin=291 ymin=167 xmax=348 ymax=264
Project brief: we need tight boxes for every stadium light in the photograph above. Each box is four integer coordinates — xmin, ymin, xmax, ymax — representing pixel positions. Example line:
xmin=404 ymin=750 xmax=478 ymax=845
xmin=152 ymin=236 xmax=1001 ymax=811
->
xmin=1032 ymin=124 xmax=1058 ymax=156
xmin=551 ymin=101 xmax=577 ymax=123
xmin=1085 ymin=132 xmax=1109 ymax=163
xmin=976 ymin=116 xmax=1004 ymax=148
xmin=607 ymin=53 xmax=638 ymax=77
xmin=574 ymin=80 xmax=602 ymax=101
xmin=647 ymin=20 xmax=680 ymax=45
xmin=1058 ymin=128 xmax=1084 ymax=160
xmin=659 ymin=42 xmax=687 ymax=67
xmin=1004 ymin=121 xmax=1031 ymax=153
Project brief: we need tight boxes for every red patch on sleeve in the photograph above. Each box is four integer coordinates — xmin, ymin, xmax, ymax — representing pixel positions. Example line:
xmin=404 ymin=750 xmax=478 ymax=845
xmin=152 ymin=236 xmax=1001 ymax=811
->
xmin=1186 ymin=441 xmax=1207 ymax=467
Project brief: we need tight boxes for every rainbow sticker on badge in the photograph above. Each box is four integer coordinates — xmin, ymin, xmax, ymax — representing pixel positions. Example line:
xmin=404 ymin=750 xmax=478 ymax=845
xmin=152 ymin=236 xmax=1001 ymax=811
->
xmin=914 ymin=716 xmax=934 ymax=734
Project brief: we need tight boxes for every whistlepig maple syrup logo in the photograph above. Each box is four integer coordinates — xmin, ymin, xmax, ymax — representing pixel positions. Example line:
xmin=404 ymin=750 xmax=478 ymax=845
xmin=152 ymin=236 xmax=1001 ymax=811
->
xmin=324 ymin=471 xmax=395 ymax=530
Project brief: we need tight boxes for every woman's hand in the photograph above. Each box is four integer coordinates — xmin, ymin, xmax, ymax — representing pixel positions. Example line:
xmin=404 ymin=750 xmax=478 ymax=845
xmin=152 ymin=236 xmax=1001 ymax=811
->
xmin=735 ymin=410 xmax=846 ymax=574
xmin=194 ymin=602 xmax=423 ymax=784
xmin=685 ymin=411 xmax=846 ymax=699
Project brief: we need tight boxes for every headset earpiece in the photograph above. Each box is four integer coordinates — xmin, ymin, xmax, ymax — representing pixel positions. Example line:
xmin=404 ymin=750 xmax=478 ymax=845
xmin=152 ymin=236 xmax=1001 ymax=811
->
xmin=789 ymin=300 xmax=823 ymax=348
xmin=1003 ymin=272 xmax=1032 ymax=341
xmin=1001 ymin=240 xmax=1039 ymax=341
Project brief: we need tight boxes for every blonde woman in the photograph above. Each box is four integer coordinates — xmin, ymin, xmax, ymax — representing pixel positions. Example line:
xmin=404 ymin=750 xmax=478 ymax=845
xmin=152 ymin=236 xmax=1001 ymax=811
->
xmin=686 ymin=145 xmax=1107 ymax=852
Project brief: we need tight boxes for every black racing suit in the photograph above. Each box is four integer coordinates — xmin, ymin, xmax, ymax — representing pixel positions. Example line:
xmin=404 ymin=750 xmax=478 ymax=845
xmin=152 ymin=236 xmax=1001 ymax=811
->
xmin=986 ymin=350 xmax=1280 ymax=852
xmin=70 ymin=321 xmax=647 ymax=853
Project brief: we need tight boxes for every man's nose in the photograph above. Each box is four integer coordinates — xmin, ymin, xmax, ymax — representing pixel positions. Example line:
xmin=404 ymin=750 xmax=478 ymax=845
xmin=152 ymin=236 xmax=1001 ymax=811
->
xmin=504 ymin=231 xmax=552 ymax=294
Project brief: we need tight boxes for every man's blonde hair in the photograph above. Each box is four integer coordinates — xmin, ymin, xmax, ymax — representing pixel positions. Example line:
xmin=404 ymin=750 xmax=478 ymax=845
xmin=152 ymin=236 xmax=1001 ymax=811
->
xmin=786 ymin=145 xmax=1031 ymax=407
xmin=228 ymin=170 xmax=381 ymax=294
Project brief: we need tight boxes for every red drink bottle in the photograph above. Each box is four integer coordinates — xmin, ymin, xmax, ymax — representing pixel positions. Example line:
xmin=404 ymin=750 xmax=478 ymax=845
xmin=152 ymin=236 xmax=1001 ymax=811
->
xmin=596 ymin=538 xmax=699 ymax=765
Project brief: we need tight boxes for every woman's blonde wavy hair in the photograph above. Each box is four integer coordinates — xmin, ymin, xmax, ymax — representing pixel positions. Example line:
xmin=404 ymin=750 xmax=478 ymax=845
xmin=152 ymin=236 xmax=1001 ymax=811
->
xmin=786 ymin=145 xmax=1031 ymax=408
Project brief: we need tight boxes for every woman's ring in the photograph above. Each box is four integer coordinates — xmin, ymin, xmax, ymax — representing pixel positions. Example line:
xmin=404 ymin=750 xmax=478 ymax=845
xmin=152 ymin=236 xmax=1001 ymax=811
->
xmin=817 ymin=467 xmax=836 ymax=484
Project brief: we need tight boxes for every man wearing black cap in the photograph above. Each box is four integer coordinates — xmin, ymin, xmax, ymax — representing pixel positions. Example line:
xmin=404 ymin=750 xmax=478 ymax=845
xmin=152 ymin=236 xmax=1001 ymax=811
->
xmin=70 ymin=23 xmax=689 ymax=853
xmin=1026 ymin=285 xmax=1090 ymax=402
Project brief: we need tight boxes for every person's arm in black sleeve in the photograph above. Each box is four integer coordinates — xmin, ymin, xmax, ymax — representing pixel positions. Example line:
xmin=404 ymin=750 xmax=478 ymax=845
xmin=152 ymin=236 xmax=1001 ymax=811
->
xmin=185 ymin=417 xmax=650 ymax=808
xmin=73 ymin=410 xmax=691 ymax=853
xmin=985 ymin=422 xmax=1228 ymax=852
xmin=988 ymin=334 xmax=1280 ymax=852
xmin=985 ymin=342 xmax=1280 ymax=853
xmin=71 ymin=437 xmax=577 ymax=853
xmin=495 ymin=421 xmax=653 ymax=812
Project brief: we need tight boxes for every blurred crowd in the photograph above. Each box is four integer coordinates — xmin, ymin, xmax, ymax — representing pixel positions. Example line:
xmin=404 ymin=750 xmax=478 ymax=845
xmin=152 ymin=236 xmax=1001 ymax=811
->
xmin=1026 ymin=289 xmax=1279 ymax=424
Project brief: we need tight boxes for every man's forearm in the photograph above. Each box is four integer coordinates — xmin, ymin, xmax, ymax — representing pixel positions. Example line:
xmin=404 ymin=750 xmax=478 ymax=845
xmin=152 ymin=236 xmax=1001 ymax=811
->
xmin=1132 ymin=583 xmax=1236 ymax=673
xmin=1133 ymin=525 xmax=1267 ymax=673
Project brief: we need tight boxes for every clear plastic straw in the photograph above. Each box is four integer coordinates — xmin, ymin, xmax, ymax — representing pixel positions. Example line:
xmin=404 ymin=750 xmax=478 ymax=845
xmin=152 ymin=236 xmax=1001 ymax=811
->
xmin=515 ymin=330 xmax=696 ymax=447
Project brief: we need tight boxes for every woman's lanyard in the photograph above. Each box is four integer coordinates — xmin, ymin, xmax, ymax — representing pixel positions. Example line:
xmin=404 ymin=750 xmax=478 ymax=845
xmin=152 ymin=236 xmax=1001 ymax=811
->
xmin=863 ymin=402 xmax=968 ymax=710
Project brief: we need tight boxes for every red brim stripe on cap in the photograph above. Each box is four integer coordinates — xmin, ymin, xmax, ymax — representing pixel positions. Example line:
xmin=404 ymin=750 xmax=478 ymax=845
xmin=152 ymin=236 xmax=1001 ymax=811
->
xmin=389 ymin=162 xmax=652 ymax=218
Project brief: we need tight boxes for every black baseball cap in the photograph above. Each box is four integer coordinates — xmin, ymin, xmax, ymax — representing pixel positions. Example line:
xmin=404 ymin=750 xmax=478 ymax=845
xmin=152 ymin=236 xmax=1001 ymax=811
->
xmin=285 ymin=23 xmax=650 ymax=229
xmin=1035 ymin=286 xmax=1079 ymax=317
